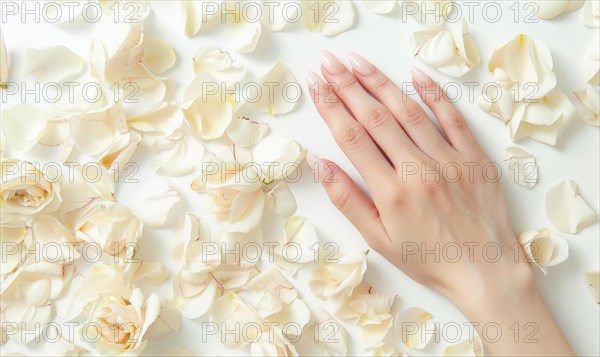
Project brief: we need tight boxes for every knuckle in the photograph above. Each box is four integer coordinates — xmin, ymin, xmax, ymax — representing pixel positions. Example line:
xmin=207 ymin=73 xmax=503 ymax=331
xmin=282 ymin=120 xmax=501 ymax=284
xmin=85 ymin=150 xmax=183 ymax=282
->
xmin=364 ymin=107 xmax=391 ymax=130
xmin=335 ymin=75 xmax=359 ymax=93
xmin=370 ymin=75 xmax=391 ymax=95
xmin=447 ymin=113 xmax=468 ymax=131
xmin=400 ymin=104 xmax=426 ymax=126
xmin=333 ymin=189 xmax=353 ymax=212
xmin=337 ymin=125 xmax=367 ymax=149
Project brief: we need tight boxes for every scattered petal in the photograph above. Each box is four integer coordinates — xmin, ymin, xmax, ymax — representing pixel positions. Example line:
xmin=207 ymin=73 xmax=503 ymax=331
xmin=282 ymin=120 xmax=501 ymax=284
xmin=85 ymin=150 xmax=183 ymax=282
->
xmin=309 ymin=251 xmax=368 ymax=298
xmin=443 ymin=336 xmax=483 ymax=356
xmin=24 ymin=46 xmax=85 ymax=82
xmin=363 ymin=0 xmax=396 ymax=14
xmin=518 ymin=228 xmax=569 ymax=274
xmin=534 ymin=0 xmax=584 ymax=19
xmin=253 ymin=62 xmax=301 ymax=115
xmin=133 ymin=178 xmax=181 ymax=228
xmin=573 ymin=85 xmax=600 ymax=126
xmin=394 ymin=307 xmax=435 ymax=350
xmin=152 ymin=135 xmax=205 ymax=177
xmin=411 ymin=18 xmax=480 ymax=77
xmin=582 ymin=0 xmax=600 ymax=27
xmin=143 ymin=36 xmax=177 ymax=74
xmin=545 ymin=178 xmax=597 ymax=233
xmin=253 ymin=135 xmax=306 ymax=184
xmin=265 ymin=182 xmax=297 ymax=218
xmin=301 ymin=0 xmax=355 ymax=36
xmin=583 ymin=32 xmax=600 ymax=85
xmin=504 ymin=146 xmax=538 ymax=188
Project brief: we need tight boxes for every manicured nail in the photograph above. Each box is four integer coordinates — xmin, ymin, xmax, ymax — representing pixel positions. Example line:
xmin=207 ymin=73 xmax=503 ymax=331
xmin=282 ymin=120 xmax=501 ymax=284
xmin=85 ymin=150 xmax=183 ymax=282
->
xmin=321 ymin=50 xmax=345 ymax=74
xmin=348 ymin=53 xmax=375 ymax=76
xmin=410 ymin=66 xmax=432 ymax=87
xmin=306 ymin=71 xmax=321 ymax=87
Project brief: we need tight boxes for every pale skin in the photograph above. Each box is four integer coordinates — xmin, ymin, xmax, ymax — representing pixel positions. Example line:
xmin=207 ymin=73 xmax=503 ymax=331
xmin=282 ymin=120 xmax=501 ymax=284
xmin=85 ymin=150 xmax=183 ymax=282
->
xmin=306 ymin=50 xmax=575 ymax=356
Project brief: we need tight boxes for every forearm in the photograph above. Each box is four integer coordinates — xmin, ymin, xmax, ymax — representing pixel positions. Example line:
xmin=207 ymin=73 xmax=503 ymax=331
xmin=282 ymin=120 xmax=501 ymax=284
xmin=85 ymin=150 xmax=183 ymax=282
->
xmin=454 ymin=278 xmax=575 ymax=356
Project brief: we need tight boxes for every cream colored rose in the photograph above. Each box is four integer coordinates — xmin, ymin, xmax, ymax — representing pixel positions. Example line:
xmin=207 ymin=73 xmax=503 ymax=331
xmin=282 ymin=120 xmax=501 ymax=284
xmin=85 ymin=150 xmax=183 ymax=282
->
xmin=83 ymin=286 xmax=161 ymax=355
xmin=74 ymin=200 xmax=143 ymax=265
xmin=1 ymin=159 xmax=61 ymax=216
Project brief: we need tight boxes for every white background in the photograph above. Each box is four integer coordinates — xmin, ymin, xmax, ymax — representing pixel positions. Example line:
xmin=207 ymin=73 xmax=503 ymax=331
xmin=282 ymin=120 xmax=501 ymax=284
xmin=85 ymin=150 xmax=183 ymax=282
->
xmin=1 ymin=0 xmax=599 ymax=356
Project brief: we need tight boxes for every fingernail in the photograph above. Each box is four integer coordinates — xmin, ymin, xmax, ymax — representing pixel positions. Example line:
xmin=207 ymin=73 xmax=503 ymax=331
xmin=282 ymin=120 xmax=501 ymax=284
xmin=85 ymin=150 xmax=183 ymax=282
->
xmin=348 ymin=53 xmax=375 ymax=76
xmin=306 ymin=71 xmax=321 ymax=87
xmin=410 ymin=66 xmax=432 ymax=87
xmin=321 ymin=50 xmax=345 ymax=74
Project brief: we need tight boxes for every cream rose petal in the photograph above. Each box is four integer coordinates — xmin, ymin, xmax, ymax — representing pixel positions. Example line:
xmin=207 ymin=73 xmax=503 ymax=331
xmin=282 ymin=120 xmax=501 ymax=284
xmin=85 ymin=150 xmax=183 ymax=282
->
xmin=545 ymin=179 xmax=597 ymax=233
xmin=133 ymin=178 xmax=180 ymax=228
xmin=143 ymin=36 xmax=176 ymax=74
xmin=261 ymin=0 xmax=297 ymax=30
xmin=534 ymin=0 xmax=584 ymax=19
xmin=363 ymin=0 xmax=396 ymax=14
xmin=518 ymin=228 xmax=568 ymax=274
xmin=366 ymin=343 xmax=403 ymax=356
xmin=443 ymin=336 xmax=483 ymax=356
xmin=146 ymin=300 xmax=182 ymax=340
xmin=0 ymin=31 xmax=8 ymax=86
xmin=272 ymin=216 xmax=318 ymax=274
xmin=411 ymin=18 xmax=480 ymax=77
xmin=183 ymin=73 xmax=234 ymax=140
xmin=404 ymin=0 xmax=454 ymax=27
xmin=192 ymin=45 xmax=247 ymax=86
xmin=265 ymin=182 xmax=297 ymax=218
xmin=254 ymin=62 xmax=301 ymax=115
xmin=306 ymin=306 xmax=348 ymax=356
xmin=582 ymin=0 xmax=600 ymax=27
xmin=24 ymin=46 xmax=85 ymax=82
xmin=226 ymin=115 xmax=269 ymax=147
xmin=228 ymin=9 xmax=262 ymax=54
xmin=584 ymin=271 xmax=600 ymax=304
xmin=583 ymin=33 xmax=600 ymax=85
xmin=504 ymin=146 xmax=538 ymax=188
xmin=508 ymin=90 xmax=577 ymax=145
xmin=181 ymin=0 xmax=221 ymax=37
xmin=309 ymin=251 xmax=368 ymax=298
xmin=152 ymin=135 xmax=205 ymax=177
xmin=394 ymin=307 xmax=435 ymax=350
xmin=253 ymin=135 xmax=306 ymax=183
xmin=488 ymin=34 xmax=557 ymax=101
xmin=573 ymin=85 xmax=600 ymax=126
xmin=1 ymin=104 xmax=49 ymax=152
xmin=301 ymin=0 xmax=355 ymax=36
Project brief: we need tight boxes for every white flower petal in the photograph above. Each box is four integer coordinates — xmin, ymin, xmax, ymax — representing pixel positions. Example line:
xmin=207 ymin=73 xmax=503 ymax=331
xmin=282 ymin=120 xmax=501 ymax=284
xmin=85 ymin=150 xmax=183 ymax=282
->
xmin=394 ymin=307 xmax=435 ymax=350
xmin=584 ymin=271 xmax=600 ymax=304
xmin=545 ymin=178 xmax=597 ymax=233
xmin=443 ymin=336 xmax=483 ymax=356
xmin=518 ymin=228 xmax=569 ymax=274
xmin=132 ymin=261 xmax=169 ymax=285
xmin=534 ymin=0 xmax=584 ymax=19
xmin=301 ymin=0 xmax=355 ymax=36
xmin=573 ymin=85 xmax=600 ymax=126
xmin=24 ymin=46 xmax=85 ymax=82
xmin=143 ymin=36 xmax=177 ymax=74
xmin=412 ymin=18 xmax=480 ymax=77
xmin=253 ymin=135 xmax=306 ymax=183
xmin=504 ymin=146 xmax=538 ymax=188
xmin=1 ymin=104 xmax=49 ymax=152
xmin=508 ymin=90 xmax=576 ymax=145
xmin=261 ymin=0 xmax=297 ymax=30
xmin=152 ymin=135 xmax=205 ymax=177
xmin=0 ymin=31 xmax=8 ymax=85
xmin=488 ymin=34 xmax=556 ymax=100
xmin=192 ymin=45 xmax=247 ymax=86
xmin=309 ymin=251 xmax=368 ymax=298
xmin=146 ymin=299 xmax=181 ymax=340
xmin=175 ymin=278 xmax=219 ymax=319
xmin=228 ymin=12 xmax=262 ymax=53
xmin=583 ymin=32 xmax=600 ymax=85
xmin=363 ymin=0 xmax=396 ymax=14
xmin=367 ymin=343 xmax=402 ymax=356
xmin=265 ymin=182 xmax=297 ymax=218
xmin=254 ymin=62 xmax=301 ymax=115
xmin=582 ymin=0 xmax=600 ymax=27
xmin=306 ymin=306 xmax=347 ymax=356
xmin=227 ymin=115 xmax=269 ymax=147
xmin=133 ymin=178 xmax=180 ymax=228
xmin=183 ymin=73 xmax=234 ymax=140
xmin=181 ymin=0 xmax=221 ymax=37
xmin=404 ymin=0 xmax=454 ymax=27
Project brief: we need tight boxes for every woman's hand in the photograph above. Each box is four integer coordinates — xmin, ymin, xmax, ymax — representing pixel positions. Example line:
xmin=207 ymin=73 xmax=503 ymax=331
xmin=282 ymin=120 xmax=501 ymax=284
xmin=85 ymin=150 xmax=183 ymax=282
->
xmin=306 ymin=50 xmax=575 ymax=356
